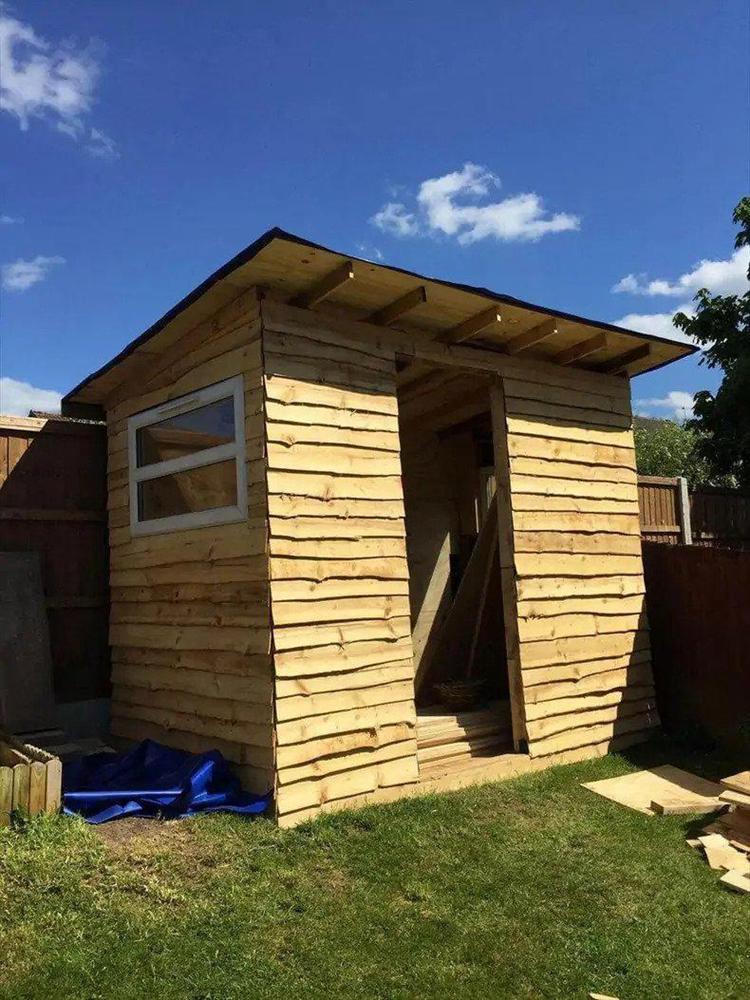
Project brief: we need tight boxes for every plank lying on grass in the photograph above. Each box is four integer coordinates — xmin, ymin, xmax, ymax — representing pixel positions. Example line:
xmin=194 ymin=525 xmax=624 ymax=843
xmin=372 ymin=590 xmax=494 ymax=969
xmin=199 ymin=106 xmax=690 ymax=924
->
xmin=651 ymin=796 xmax=725 ymax=816
xmin=720 ymin=869 xmax=750 ymax=894
xmin=582 ymin=765 xmax=723 ymax=815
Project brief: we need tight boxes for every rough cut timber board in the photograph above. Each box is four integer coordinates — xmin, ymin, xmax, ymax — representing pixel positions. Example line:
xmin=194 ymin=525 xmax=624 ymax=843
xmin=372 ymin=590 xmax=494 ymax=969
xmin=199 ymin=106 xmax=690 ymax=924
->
xmin=721 ymin=771 xmax=750 ymax=796
xmin=261 ymin=301 xmax=419 ymax=824
xmin=582 ymin=765 xmax=723 ymax=815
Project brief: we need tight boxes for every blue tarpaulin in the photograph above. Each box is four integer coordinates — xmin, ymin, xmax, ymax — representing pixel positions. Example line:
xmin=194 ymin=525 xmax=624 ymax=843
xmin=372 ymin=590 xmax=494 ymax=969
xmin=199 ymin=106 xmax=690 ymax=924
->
xmin=63 ymin=739 xmax=270 ymax=824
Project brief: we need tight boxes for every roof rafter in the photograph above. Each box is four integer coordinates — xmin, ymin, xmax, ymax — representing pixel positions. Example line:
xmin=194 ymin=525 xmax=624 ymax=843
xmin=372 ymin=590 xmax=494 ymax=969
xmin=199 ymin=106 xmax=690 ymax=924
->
xmin=505 ymin=318 xmax=558 ymax=355
xmin=368 ymin=286 xmax=427 ymax=326
xmin=552 ymin=331 xmax=608 ymax=366
xmin=442 ymin=305 xmax=502 ymax=345
xmin=292 ymin=259 xmax=355 ymax=309
xmin=598 ymin=343 xmax=652 ymax=375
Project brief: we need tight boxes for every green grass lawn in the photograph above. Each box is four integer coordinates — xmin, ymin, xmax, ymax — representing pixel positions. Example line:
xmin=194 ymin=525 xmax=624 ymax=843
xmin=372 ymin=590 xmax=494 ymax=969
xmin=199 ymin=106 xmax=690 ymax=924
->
xmin=1 ymin=740 xmax=748 ymax=1000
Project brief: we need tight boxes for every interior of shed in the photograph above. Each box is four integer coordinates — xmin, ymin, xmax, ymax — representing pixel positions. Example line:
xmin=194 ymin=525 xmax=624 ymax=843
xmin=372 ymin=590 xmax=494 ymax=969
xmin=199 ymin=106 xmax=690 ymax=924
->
xmin=396 ymin=358 xmax=515 ymax=776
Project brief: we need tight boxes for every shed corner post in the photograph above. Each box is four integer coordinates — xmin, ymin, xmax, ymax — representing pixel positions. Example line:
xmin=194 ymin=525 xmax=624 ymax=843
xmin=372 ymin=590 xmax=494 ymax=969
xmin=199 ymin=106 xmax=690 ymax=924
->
xmin=489 ymin=377 xmax=528 ymax=752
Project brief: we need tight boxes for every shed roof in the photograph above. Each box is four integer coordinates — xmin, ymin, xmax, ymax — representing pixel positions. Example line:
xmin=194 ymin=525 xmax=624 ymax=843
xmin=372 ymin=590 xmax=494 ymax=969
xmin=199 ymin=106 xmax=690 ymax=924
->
xmin=64 ymin=227 xmax=696 ymax=405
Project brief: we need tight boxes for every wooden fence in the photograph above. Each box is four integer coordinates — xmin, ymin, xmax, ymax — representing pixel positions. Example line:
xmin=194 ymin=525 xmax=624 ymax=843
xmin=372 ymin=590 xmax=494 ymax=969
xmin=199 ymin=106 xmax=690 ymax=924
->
xmin=642 ymin=542 xmax=750 ymax=750
xmin=0 ymin=415 xmax=109 ymax=706
xmin=638 ymin=476 xmax=750 ymax=549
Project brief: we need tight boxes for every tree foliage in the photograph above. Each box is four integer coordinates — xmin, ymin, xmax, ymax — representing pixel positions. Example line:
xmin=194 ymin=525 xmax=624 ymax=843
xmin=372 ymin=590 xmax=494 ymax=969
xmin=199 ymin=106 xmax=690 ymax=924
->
xmin=633 ymin=417 xmax=711 ymax=488
xmin=674 ymin=197 xmax=750 ymax=488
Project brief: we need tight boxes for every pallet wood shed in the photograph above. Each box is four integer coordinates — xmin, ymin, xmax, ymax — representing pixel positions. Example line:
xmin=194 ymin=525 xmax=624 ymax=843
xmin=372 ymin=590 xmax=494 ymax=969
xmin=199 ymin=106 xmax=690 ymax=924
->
xmin=62 ymin=229 xmax=695 ymax=826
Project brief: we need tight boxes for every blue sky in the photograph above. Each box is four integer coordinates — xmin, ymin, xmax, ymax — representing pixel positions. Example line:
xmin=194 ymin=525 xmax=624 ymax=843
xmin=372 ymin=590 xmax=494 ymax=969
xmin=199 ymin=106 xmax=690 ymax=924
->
xmin=1 ymin=0 xmax=748 ymax=418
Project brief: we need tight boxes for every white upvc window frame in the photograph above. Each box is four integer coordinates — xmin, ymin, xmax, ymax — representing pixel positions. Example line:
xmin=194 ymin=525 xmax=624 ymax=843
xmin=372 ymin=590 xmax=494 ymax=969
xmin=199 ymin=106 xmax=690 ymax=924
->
xmin=127 ymin=375 xmax=247 ymax=537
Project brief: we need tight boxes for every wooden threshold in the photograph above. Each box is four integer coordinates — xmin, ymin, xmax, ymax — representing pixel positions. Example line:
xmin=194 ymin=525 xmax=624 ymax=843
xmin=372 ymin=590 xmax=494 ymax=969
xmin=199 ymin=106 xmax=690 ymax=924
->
xmin=417 ymin=700 xmax=513 ymax=779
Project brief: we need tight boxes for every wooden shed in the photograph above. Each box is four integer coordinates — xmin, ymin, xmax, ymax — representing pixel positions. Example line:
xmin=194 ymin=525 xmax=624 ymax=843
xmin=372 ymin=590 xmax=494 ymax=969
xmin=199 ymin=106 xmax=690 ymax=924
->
xmin=62 ymin=229 xmax=695 ymax=826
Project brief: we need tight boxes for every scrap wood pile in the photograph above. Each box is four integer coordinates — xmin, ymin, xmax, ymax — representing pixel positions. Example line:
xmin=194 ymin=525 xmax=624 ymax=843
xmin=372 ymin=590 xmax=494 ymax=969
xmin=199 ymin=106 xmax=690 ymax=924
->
xmin=687 ymin=770 xmax=750 ymax=894
xmin=582 ymin=764 xmax=750 ymax=895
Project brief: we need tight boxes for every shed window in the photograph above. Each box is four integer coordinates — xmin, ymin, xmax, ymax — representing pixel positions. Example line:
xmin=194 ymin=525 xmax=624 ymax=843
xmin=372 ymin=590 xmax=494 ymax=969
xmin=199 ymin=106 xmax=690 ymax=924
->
xmin=127 ymin=376 xmax=247 ymax=536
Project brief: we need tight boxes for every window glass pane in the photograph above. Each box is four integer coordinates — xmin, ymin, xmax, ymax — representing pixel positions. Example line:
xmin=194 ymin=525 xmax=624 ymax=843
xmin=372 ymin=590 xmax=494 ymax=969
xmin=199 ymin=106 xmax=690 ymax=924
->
xmin=136 ymin=396 xmax=235 ymax=467
xmin=138 ymin=459 xmax=238 ymax=522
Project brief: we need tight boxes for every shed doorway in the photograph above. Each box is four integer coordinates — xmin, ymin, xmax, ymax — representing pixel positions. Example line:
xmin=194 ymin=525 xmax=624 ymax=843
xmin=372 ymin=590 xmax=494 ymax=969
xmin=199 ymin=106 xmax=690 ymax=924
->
xmin=396 ymin=359 xmax=515 ymax=778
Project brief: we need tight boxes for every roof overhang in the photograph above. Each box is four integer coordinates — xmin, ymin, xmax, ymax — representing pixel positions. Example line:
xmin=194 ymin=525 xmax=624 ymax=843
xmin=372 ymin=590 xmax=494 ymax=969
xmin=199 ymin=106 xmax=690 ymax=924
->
xmin=63 ymin=227 xmax=696 ymax=406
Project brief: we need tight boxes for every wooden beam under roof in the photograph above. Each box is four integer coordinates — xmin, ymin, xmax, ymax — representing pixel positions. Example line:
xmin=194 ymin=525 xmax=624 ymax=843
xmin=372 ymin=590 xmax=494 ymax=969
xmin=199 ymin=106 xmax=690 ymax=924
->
xmin=598 ymin=343 xmax=651 ymax=375
xmin=505 ymin=318 xmax=558 ymax=355
xmin=368 ymin=286 xmax=427 ymax=326
xmin=292 ymin=259 xmax=354 ymax=309
xmin=552 ymin=331 xmax=608 ymax=366
xmin=398 ymin=367 xmax=460 ymax=406
xmin=442 ymin=305 xmax=502 ymax=345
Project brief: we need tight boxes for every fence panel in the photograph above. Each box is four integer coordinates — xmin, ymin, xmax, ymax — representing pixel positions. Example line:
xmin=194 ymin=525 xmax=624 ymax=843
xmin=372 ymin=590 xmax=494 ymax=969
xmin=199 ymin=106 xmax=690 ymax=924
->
xmin=638 ymin=476 xmax=750 ymax=549
xmin=691 ymin=487 xmax=750 ymax=550
xmin=638 ymin=476 xmax=682 ymax=544
xmin=642 ymin=542 xmax=750 ymax=749
xmin=0 ymin=416 xmax=109 ymax=705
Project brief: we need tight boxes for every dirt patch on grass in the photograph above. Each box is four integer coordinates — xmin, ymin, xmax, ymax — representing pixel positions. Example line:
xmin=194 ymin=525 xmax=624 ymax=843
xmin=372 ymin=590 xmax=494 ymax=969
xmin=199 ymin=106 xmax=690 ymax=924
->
xmin=93 ymin=817 xmax=209 ymax=862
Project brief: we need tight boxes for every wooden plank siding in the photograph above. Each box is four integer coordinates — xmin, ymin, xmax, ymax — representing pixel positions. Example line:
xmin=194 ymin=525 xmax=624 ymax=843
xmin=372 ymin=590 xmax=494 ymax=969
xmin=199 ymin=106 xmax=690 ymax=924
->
xmin=105 ymin=290 xmax=274 ymax=795
xmin=493 ymin=373 xmax=658 ymax=757
xmin=257 ymin=301 xmax=658 ymax=813
xmin=261 ymin=303 xmax=419 ymax=826
xmin=94 ymin=289 xmax=660 ymax=820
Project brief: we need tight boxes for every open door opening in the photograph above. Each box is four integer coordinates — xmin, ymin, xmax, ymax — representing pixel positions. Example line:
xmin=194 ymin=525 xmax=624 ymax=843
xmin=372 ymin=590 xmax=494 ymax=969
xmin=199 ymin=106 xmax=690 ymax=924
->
xmin=397 ymin=358 xmax=518 ymax=778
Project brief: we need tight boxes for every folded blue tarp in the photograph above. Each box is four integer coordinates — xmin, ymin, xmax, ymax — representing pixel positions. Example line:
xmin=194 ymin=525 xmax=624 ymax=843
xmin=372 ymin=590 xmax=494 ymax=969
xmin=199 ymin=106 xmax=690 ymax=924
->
xmin=63 ymin=739 xmax=270 ymax=824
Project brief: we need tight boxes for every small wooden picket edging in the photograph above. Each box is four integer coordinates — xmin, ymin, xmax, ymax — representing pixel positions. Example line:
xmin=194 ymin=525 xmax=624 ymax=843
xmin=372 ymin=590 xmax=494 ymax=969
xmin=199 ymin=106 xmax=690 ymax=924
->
xmin=0 ymin=730 xmax=62 ymax=825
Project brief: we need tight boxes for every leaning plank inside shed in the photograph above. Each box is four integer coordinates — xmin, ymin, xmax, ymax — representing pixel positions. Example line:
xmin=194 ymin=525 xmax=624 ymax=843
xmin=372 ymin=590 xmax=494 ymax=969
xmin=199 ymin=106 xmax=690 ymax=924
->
xmin=61 ymin=227 xmax=694 ymax=823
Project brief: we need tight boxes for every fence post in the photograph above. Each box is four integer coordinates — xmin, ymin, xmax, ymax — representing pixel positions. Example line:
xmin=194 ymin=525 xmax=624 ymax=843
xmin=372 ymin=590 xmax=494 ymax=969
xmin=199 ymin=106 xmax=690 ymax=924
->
xmin=677 ymin=476 xmax=692 ymax=545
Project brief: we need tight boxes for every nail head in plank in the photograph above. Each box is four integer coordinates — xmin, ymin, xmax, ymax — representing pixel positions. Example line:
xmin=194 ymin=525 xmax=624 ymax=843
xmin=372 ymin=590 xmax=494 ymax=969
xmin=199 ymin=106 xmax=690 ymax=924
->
xmin=368 ymin=286 xmax=427 ymax=326
xmin=553 ymin=331 xmax=609 ymax=366
xmin=505 ymin=318 xmax=558 ymax=354
xmin=442 ymin=305 xmax=502 ymax=344
xmin=292 ymin=260 xmax=355 ymax=309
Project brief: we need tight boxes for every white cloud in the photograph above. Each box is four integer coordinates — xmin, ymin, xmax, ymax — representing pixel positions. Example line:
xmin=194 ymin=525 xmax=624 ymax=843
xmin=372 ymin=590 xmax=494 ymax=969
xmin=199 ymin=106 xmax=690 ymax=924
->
xmin=0 ymin=376 xmax=62 ymax=416
xmin=613 ymin=246 xmax=750 ymax=298
xmin=1 ymin=254 xmax=65 ymax=291
xmin=0 ymin=213 xmax=22 ymax=224
xmin=370 ymin=202 xmax=420 ymax=238
xmin=371 ymin=163 xmax=580 ymax=245
xmin=634 ymin=390 xmax=695 ymax=422
xmin=0 ymin=9 xmax=117 ymax=157
xmin=615 ymin=302 xmax=696 ymax=343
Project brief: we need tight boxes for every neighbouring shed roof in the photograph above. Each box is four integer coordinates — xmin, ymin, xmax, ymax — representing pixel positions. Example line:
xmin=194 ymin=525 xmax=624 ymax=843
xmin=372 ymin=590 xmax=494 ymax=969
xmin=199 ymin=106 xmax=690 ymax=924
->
xmin=64 ymin=227 xmax=696 ymax=406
